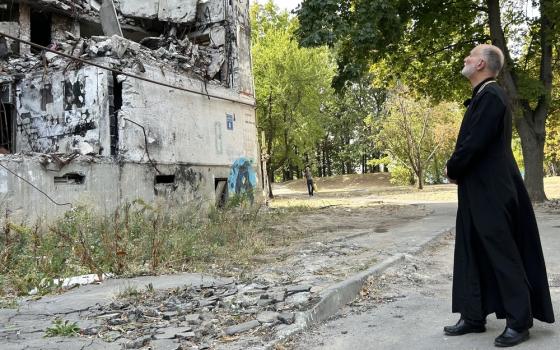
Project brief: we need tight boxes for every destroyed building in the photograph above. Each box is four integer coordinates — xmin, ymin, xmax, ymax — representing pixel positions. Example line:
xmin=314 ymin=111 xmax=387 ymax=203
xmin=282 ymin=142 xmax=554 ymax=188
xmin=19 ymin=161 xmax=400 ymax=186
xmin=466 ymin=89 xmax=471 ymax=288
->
xmin=0 ymin=0 xmax=260 ymax=220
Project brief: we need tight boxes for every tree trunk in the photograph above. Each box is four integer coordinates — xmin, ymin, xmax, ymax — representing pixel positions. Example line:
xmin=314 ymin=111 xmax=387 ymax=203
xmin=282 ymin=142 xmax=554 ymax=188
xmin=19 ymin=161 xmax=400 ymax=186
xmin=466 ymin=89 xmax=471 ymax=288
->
xmin=486 ymin=0 xmax=551 ymax=201
xmin=267 ymin=163 xmax=274 ymax=198
xmin=517 ymin=116 xmax=547 ymax=200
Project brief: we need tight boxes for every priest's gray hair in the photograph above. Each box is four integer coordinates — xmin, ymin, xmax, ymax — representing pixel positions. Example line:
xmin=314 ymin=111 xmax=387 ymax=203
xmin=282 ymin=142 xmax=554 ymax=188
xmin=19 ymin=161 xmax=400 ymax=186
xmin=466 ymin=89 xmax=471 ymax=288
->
xmin=481 ymin=44 xmax=504 ymax=77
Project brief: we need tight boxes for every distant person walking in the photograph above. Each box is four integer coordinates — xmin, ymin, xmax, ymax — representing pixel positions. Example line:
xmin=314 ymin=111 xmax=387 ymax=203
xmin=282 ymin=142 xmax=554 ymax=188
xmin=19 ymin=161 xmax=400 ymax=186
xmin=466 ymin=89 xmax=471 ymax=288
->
xmin=444 ymin=44 xmax=554 ymax=347
xmin=304 ymin=166 xmax=314 ymax=196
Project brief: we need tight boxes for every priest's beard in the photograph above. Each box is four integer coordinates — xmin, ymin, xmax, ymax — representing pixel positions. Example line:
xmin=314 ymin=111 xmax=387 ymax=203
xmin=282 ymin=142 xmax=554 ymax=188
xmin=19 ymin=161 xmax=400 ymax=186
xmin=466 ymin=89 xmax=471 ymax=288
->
xmin=461 ymin=64 xmax=476 ymax=78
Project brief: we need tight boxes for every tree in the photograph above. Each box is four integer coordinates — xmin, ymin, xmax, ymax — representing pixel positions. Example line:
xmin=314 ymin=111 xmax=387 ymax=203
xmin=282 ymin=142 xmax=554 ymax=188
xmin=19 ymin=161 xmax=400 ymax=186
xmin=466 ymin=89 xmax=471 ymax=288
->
xmin=297 ymin=0 xmax=560 ymax=201
xmin=251 ymin=1 xmax=335 ymax=197
xmin=377 ymin=86 xmax=462 ymax=189
xmin=318 ymin=77 xmax=387 ymax=176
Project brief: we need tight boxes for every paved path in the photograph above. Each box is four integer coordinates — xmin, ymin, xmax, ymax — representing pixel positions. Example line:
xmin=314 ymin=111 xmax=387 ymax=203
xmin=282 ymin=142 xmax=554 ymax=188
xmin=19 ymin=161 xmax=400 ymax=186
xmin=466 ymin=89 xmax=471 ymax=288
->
xmin=288 ymin=209 xmax=560 ymax=350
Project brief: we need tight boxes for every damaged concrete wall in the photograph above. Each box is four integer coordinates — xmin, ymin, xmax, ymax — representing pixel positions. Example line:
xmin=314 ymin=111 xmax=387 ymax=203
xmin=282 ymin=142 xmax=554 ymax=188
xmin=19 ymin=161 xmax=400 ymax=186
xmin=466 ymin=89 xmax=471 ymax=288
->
xmin=0 ymin=0 xmax=259 ymax=222
xmin=232 ymin=0 xmax=253 ymax=96
xmin=117 ymin=63 xmax=258 ymax=165
xmin=0 ymin=155 xmax=222 ymax=220
xmin=119 ymin=0 xmax=198 ymax=24
xmin=15 ymin=66 xmax=111 ymax=155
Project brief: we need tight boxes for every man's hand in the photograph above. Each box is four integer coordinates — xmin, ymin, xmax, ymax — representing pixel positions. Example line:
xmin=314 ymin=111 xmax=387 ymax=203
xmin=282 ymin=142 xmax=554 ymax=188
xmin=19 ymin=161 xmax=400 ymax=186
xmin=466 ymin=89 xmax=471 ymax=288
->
xmin=445 ymin=166 xmax=457 ymax=185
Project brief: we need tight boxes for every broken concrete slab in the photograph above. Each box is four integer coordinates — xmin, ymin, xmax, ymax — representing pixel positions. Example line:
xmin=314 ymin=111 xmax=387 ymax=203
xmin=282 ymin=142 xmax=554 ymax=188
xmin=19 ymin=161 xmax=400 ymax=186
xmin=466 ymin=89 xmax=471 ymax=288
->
xmin=119 ymin=0 xmax=159 ymax=19
xmin=158 ymin=0 xmax=197 ymax=24
xmin=224 ymin=320 xmax=260 ymax=336
xmin=100 ymin=0 xmax=123 ymax=37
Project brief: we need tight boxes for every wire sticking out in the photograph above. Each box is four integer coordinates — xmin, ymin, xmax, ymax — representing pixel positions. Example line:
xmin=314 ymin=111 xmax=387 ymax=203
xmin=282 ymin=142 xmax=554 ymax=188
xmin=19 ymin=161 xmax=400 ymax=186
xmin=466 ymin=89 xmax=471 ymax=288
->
xmin=122 ymin=117 xmax=162 ymax=174
xmin=0 ymin=163 xmax=72 ymax=207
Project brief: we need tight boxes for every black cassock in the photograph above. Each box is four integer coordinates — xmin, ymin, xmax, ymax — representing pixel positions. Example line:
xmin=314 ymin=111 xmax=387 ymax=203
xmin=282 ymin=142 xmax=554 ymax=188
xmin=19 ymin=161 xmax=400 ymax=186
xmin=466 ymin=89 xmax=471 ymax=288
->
xmin=446 ymin=78 xmax=554 ymax=330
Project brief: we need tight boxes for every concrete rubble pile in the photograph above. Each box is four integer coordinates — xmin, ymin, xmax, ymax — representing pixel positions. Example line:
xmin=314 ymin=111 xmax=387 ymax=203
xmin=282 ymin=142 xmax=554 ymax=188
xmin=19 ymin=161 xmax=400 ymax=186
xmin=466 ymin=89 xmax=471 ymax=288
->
xmin=1 ymin=32 xmax=226 ymax=81
xmin=82 ymin=281 xmax=312 ymax=349
xmin=1 ymin=2 xmax=231 ymax=83
xmin=27 ymin=0 xmax=97 ymax=14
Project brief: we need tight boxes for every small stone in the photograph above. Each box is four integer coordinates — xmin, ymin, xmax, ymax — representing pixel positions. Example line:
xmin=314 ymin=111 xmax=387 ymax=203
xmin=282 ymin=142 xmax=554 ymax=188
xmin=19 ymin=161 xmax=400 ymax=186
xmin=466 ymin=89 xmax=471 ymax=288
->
xmin=278 ymin=312 xmax=295 ymax=325
xmin=175 ymin=331 xmax=196 ymax=339
xmin=107 ymin=318 xmax=127 ymax=326
xmin=224 ymin=320 xmax=260 ymax=335
xmin=125 ymin=335 xmax=152 ymax=349
xmin=103 ymin=331 xmax=122 ymax=342
xmin=286 ymin=285 xmax=312 ymax=294
xmin=110 ymin=301 xmax=128 ymax=309
xmin=285 ymin=292 xmax=311 ymax=306
xmin=183 ymin=314 xmax=201 ymax=325
xmin=148 ymin=339 xmax=179 ymax=350
xmin=97 ymin=312 xmax=121 ymax=320
xmin=142 ymin=308 xmax=160 ymax=318
xmin=256 ymin=311 xmax=279 ymax=324
xmin=199 ymin=299 xmax=216 ymax=308
xmin=154 ymin=327 xmax=191 ymax=340
xmin=162 ymin=311 xmax=178 ymax=320
xmin=341 ymin=330 xmax=348 ymax=334
xmin=257 ymin=298 xmax=274 ymax=307
xmin=82 ymin=327 xmax=100 ymax=336
xmin=271 ymin=292 xmax=286 ymax=302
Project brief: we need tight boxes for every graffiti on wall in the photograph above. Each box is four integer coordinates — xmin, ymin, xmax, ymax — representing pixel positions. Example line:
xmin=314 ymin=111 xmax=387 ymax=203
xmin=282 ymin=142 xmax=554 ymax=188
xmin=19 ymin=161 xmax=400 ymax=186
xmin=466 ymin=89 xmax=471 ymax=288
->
xmin=227 ymin=157 xmax=257 ymax=202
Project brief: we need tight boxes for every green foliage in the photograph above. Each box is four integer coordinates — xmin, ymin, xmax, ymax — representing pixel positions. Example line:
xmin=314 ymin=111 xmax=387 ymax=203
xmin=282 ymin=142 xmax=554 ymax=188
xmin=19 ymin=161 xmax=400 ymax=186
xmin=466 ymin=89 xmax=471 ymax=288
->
xmin=320 ymin=77 xmax=387 ymax=176
xmin=0 ymin=201 xmax=272 ymax=297
xmin=388 ymin=164 xmax=415 ymax=186
xmin=374 ymin=85 xmax=462 ymax=188
xmin=297 ymin=0 xmax=560 ymax=200
xmin=45 ymin=319 xmax=80 ymax=337
xmin=297 ymin=0 xmax=484 ymax=95
xmin=251 ymin=1 xmax=336 ymax=184
xmin=117 ymin=284 xmax=140 ymax=299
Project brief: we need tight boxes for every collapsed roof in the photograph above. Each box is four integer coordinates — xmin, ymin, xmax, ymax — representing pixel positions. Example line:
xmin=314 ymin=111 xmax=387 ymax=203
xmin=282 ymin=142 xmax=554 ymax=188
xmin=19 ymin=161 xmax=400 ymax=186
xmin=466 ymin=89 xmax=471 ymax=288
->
xmin=0 ymin=0 xmax=249 ymax=88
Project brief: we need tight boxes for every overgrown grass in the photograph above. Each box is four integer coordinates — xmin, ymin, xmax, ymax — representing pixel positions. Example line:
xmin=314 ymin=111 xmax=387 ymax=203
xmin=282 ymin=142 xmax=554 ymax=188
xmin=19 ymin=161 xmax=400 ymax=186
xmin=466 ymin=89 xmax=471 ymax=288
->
xmin=0 ymin=199 xmax=281 ymax=298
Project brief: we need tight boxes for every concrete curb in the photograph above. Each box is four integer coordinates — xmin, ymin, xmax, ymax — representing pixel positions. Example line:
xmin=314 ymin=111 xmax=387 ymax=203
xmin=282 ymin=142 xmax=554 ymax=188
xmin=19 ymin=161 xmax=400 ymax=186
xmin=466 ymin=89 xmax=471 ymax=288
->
xmin=264 ymin=226 xmax=455 ymax=349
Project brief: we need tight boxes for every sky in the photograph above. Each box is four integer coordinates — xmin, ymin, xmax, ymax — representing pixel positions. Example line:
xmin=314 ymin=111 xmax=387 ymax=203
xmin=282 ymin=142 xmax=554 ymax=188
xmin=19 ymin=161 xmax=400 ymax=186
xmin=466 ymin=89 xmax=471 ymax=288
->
xmin=255 ymin=0 xmax=302 ymax=12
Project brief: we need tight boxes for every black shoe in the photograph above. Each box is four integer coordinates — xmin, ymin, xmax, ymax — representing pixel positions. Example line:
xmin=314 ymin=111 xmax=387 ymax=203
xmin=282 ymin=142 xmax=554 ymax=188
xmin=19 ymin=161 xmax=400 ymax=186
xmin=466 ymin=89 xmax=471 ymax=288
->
xmin=444 ymin=318 xmax=486 ymax=336
xmin=494 ymin=327 xmax=529 ymax=347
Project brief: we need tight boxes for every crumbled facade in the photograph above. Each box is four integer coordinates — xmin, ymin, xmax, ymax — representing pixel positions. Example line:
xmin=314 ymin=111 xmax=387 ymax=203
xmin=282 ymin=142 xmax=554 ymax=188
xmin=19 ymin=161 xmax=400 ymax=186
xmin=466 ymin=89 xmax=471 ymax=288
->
xmin=0 ymin=0 xmax=259 ymax=220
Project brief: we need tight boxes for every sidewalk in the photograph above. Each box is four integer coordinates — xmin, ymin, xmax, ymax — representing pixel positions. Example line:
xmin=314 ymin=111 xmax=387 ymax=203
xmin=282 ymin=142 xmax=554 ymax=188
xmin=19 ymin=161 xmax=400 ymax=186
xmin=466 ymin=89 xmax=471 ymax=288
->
xmin=288 ymin=208 xmax=560 ymax=350
xmin=0 ymin=202 xmax=457 ymax=350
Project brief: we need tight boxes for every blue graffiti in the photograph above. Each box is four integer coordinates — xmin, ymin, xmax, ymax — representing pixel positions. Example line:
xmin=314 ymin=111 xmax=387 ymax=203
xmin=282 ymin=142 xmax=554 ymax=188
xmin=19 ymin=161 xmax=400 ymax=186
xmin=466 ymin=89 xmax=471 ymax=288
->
xmin=228 ymin=157 xmax=257 ymax=202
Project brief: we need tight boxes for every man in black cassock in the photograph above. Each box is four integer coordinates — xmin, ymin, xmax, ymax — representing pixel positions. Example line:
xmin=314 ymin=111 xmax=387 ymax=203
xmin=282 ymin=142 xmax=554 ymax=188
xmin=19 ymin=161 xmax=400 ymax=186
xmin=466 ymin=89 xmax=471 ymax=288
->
xmin=444 ymin=44 xmax=555 ymax=347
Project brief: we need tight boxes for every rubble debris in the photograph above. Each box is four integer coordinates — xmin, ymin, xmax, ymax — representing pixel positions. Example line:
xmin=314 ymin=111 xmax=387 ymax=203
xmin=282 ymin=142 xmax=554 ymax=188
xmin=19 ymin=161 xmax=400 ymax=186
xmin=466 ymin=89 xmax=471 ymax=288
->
xmin=224 ymin=320 xmax=260 ymax=336
xmin=79 ymin=279 xmax=315 ymax=348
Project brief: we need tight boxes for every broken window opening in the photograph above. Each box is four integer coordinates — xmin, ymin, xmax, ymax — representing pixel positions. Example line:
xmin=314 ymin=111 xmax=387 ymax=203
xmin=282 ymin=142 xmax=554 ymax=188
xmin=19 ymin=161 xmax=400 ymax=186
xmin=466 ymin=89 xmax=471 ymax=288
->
xmin=155 ymin=175 xmax=175 ymax=184
xmin=79 ymin=20 xmax=104 ymax=39
xmin=215 ymin=178 xmax=228 ymax=208
xmin=0 ymin=3 xmax=19 ymax=21
xmin=30 ymin=9 xmax=52 ymax=54
xmin=0 ymin=102 xmax=14 ymax=154
xmin=54 ymin=173 xmax=86 ymax=185
xmin=109 ymin=73 xmax=122 ymax=156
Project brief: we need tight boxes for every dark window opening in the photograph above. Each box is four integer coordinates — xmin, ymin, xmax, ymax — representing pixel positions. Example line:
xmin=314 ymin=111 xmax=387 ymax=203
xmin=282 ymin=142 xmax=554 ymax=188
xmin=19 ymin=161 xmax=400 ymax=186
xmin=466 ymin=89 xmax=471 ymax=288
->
xmin=155 ymin=175 xmax=175 ymax=184
xmin=215 ymin=178 xmax=228 ymax=208
xmin=54 ymin=173 xmax=86 ymax=184
xmin=109 ymin=73 xmax=122 ymax=156
xmin=0 ymin=3 xmax=19 ymax=21
xmin=0 ymin=102 xmax=13 ymax=154
xmin=79 ymin=21 xmax=104 ymax=38
xmin=30 ymin=9 xmax=52 ymax=54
